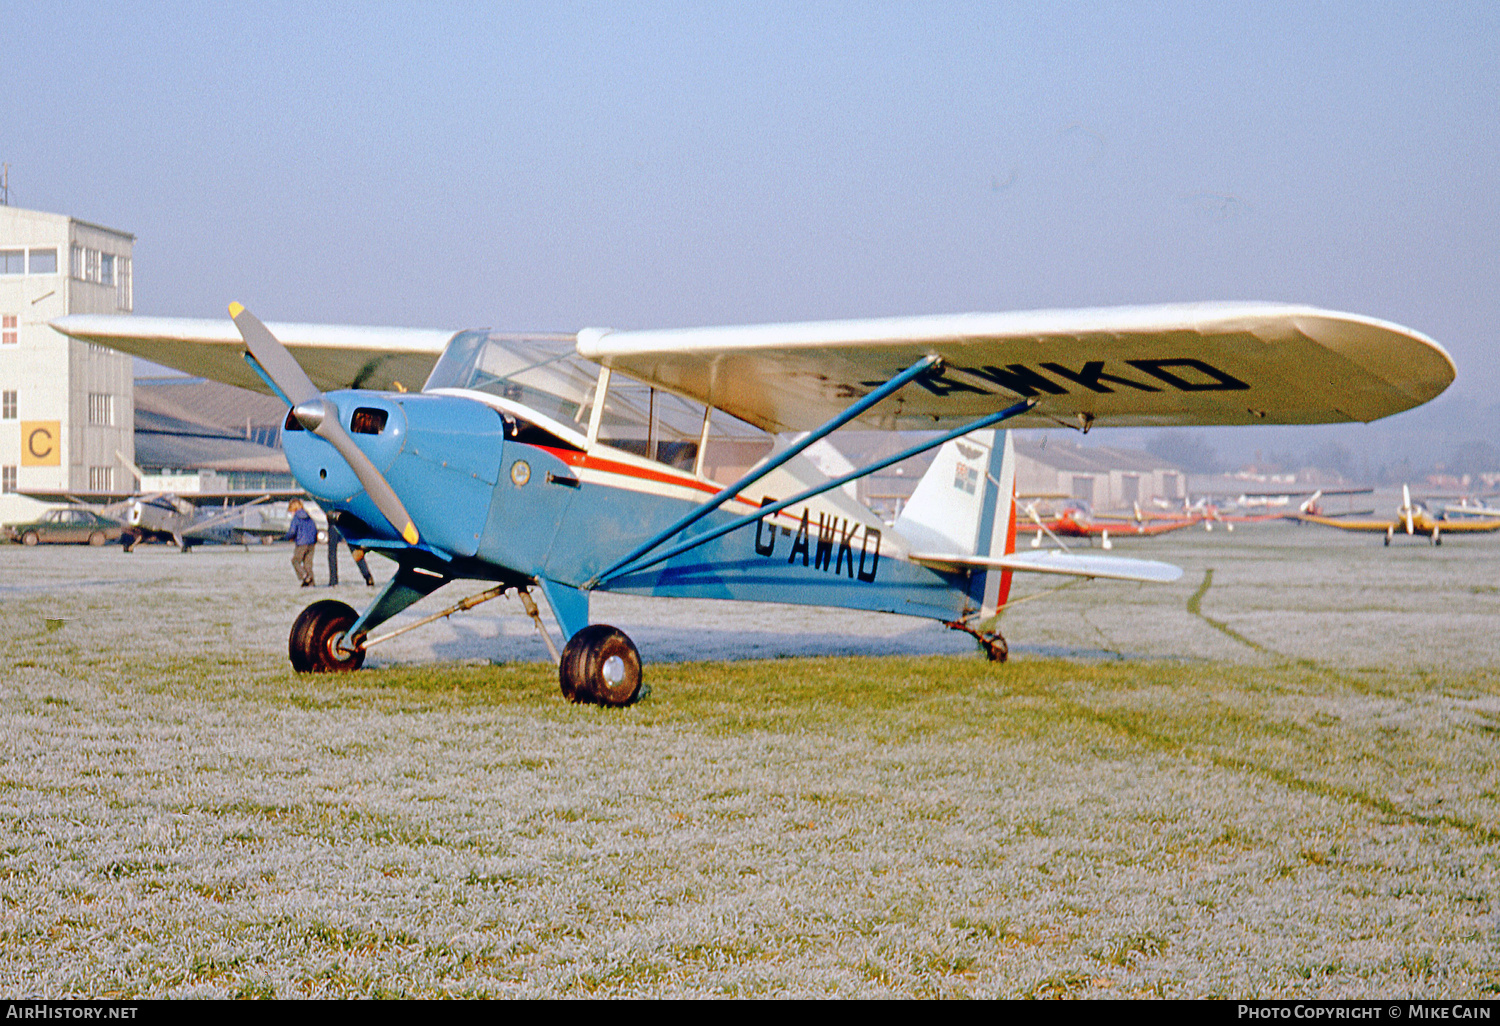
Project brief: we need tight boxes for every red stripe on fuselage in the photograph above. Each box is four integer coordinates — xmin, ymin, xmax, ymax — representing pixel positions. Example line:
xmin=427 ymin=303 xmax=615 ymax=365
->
xmin=528 ymin=444 xmax=795 ymax=521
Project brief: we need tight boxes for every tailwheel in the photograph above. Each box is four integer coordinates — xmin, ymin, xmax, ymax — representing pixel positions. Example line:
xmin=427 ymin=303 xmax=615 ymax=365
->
xmin=559 ymin=624 xmax=644 ymax=706
xmin=943 ymin=619 xmax=1009 ymax=662
xmin=289 ymin=599 xmax=366 ymax=673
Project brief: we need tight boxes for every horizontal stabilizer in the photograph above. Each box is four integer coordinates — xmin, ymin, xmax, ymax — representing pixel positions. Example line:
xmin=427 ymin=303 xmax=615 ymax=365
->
xmin=909 ymin=550 xmax=1183 ymax=583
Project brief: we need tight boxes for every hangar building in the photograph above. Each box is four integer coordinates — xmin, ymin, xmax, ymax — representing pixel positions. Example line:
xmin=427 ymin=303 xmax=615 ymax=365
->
xmin=0 ymin=204 xmax=135 ymax=524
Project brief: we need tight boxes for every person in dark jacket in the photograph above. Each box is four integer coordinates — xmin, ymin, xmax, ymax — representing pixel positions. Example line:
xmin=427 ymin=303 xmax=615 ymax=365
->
xmin=326 ymin=522 xmax=376 ymax=587
xmin=285 ymin=499 xmax=318 ymax=586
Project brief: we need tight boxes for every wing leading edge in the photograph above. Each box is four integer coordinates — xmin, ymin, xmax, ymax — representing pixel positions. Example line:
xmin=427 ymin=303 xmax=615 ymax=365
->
xmin=577 ymin=302 xmax=1454 ymax=433
xmin=50 ymin=315 xmax=457 ymax=395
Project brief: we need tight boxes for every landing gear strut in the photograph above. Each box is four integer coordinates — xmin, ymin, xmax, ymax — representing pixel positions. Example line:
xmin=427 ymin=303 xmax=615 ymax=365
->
xmin=560 ymin=624 xmax=644 ymax=706
xmin=289 ymin=600 xmax=366 ymax=673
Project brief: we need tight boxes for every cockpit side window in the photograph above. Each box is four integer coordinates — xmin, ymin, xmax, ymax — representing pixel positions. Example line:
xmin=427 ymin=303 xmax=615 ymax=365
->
xmin=595 ymin=380 xmax=770 ymax=478
xmin=500 ymin=411 xmax=581 ymax=450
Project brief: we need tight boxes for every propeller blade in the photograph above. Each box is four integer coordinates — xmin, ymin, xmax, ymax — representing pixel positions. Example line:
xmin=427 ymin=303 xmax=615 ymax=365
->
xmin=228 ymin=303 xmax=421 ymax=545
xmin=1403 ymin=484 xmax=1414 ymax=535
xmin=229 ymin=303 xmax=321 ymax=408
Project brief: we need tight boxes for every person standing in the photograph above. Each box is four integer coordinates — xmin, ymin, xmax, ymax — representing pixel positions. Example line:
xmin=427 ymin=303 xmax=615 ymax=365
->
xmin=349 ymin=544 xmax=376 ymax=586
xmin=285 ymin=499 xmax=317 ymax=586
xmin=325 ymin=522 xmax=376 ymax=586
xmin=326 ymin=522 xmax=343 ymax=586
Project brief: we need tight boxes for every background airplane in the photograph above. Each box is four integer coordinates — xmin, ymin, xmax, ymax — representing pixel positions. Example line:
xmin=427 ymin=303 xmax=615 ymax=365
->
xmin=1294 ymin=484 xmax=1500 ymax=544
xmin=53 ymin=301 xmax=1455 ymax=704
xmin=1021 ymin=501 xmax=1200 ymax=549
xmin=21 ymin=455 xmax=302 ymax=550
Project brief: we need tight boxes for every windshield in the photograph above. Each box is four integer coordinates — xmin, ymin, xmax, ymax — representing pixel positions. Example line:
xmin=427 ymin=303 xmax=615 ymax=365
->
xmin=424 ymin=330 xmax=599 ymax=431
xmin=424 ymin=329 xmax=770 ymax=477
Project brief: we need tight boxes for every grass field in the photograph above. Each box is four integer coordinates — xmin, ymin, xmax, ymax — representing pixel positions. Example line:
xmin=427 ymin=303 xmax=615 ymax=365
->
xmin=2 ymin=524 xmax=1498 ymax=997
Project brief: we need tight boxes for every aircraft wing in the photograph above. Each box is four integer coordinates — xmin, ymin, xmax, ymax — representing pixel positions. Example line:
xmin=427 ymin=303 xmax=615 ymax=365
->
xmin=20 ymin=490 xmax=135 ymax=505
xmin=1432 ymin=518 xmax=1500 ymax=534
xmin=168 ymin=489 xmax=306 ymax=507
xmin=49 ymin=315 xmax=456 ymax=395
xmin=1294 ymin=514 xmax=1397 ymax=532
xmin=909 ymin=550 xmax=1183 ymax=583
xmin=577 ymin=303 xmax=1454 ymax=432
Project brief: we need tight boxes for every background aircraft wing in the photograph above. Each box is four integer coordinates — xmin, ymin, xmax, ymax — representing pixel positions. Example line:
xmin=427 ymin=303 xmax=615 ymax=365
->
xmin=577 ymin=302 xmax=1454 ymax=433
xmin=1430 ymin=518 xmax=1500 ymax=534
xmin=19 ymin=490 xmax=136 ymax=505
xmin=1294 ymin=514 xmax=1397 ymax=532
xmin=171 ymin=489 xmax=307 ymax=506
xmin=50 ymin=315 xmax=456 ymax=395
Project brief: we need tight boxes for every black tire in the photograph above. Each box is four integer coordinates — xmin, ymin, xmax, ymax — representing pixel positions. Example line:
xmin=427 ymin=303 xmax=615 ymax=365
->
xmin=559 ymin=624 xmax=643 ymax=706
xmin=88 ymin=531 xmax=106 ymax=547
xmin=21 ymin=531 xmax=38 ymax=547
xmin=289 ymin=600 xmax=365 ymax=673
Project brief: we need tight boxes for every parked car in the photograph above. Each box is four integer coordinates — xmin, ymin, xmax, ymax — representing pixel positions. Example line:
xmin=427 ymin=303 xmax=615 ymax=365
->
xmin=3 ymin=508 xmax=125 ymax=546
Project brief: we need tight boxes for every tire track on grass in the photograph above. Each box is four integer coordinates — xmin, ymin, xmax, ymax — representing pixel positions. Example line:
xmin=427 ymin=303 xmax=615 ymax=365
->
xmin=1169 ymin=571 xmax=1499 ymax=836
xmin=1188 ymin=569 xmax=1376 ymax=690
xmin=1061 ymin=696 xmax=1500 ymax=844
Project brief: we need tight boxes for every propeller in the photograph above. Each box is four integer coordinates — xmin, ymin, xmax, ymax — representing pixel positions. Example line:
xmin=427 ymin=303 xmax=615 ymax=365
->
xmin=229 ymin=303 xmax=420 ymax=545
xmin=1402 ymin=483 xmax=1414 ymax=536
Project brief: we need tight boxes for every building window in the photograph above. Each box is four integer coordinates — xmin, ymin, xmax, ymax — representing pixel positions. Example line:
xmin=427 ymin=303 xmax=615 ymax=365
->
xmin=71 ymin=245 xmax=82 ymax=279
xmin=2 ymin=391 xmax=15 ymax=419
xmin=86 ymin=249 xmax=100 ymax=283
xmin=2 ymin=315 xmax=16 ymax=345
xmin=88 ymin=393 xmax=114 ymax=426
xmin=99 ymin=253 xmax=115 ymax=287
xmin=28 ymin=249 xmax=57 ymax=274
xmin=2 ymin=466 xmax=15 ymax=494
xmin=117 ymin=256 xmax=132 ymax=311
xmin=88 ymin=466 xmax=113 ymax=491
xmin=0 ymin=250 xmax=22 ymax=275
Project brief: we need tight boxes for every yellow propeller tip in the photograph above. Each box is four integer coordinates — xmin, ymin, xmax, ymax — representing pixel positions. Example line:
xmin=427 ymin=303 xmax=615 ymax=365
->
xmin=228 ymin=302 xmax=245 ymax=318
xmin=402 ymin=523 xmax=419 ymax=545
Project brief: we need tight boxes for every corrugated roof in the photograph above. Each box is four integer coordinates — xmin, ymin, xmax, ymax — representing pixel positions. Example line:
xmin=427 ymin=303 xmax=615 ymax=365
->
xmin=1015 ymin=437 xmax=1182 ymax=474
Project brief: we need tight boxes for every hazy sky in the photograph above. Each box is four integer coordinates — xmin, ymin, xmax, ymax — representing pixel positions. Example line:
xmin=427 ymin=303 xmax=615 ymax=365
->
xmin=4 ymin=2 xmax=1497 ymax=456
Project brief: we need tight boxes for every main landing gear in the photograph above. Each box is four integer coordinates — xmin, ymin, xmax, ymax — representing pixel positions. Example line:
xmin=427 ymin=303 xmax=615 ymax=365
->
xmin=285 ymin=583 xmax=647 ymax=707
xmin=559 ymin=624 xmax=644 ymax=706
xmin=289 ymin=600 xmax=366 ymax=673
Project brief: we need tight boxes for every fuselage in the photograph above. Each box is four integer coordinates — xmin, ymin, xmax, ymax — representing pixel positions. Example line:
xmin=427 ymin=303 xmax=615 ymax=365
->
xmin=281 ymin=387 xmax=978 ymax=623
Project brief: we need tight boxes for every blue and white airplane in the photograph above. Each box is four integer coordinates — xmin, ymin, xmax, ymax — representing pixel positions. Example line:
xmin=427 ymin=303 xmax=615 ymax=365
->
xmin=54 ymin=303 xmax=1454 ymax=704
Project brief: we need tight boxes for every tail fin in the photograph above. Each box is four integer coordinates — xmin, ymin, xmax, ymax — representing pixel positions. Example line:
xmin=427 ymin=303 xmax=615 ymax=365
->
xmin=894 ymin=429 xmax=1017 ymax=617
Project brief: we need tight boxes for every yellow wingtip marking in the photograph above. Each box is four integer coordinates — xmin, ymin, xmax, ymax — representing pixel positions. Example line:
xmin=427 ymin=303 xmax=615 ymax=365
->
xmin=402 ymin=523 xmax=419 ymax=545
xmin=228 ymin=302 xmax=245 ymax=318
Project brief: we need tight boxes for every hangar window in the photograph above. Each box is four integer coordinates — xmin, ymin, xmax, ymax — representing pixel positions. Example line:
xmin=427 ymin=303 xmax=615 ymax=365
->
xmin=28 ymin=249 xmax=57 ymax=274
xmin=2 ymin=314 xmax=16 ymax=345
xmin=88 ymin=466 xmax=113 ymax=491
xmin=1 ymin=466 xmax=14 ymax=494
xmin=88 ymin=393 xmax=113 ymax=426
xmin=2 ymin=391 xmax=15 ymax=418
xmin=0 ymin=250 xmax=22 ymax=274
xmin=99 ymin=253 xmax=115 ymax=287
xmin=116 ymin=256 xmax=131 ymax=310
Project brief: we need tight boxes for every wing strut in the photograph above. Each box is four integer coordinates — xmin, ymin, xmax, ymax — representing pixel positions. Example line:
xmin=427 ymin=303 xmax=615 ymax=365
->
xmin=587 ymin=354 xmax=942 ymax=586
xmin=596 ymin=397 xmax=1038 ymax=586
